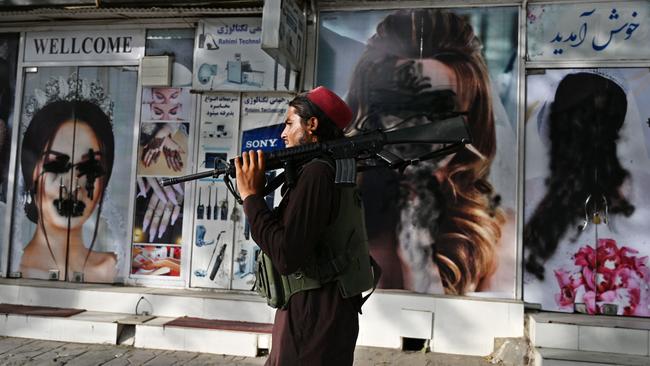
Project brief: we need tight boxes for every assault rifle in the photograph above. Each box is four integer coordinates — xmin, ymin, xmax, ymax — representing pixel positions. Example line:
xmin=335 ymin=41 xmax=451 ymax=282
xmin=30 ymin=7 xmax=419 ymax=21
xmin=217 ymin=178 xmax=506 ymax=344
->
xmin=161 ymin=114 xmax=471 ymax=203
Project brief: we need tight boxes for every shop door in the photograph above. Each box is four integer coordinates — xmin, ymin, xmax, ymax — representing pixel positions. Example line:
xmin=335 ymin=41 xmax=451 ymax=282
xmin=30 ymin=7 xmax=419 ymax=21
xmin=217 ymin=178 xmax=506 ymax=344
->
xmin=9 ymin=66 xmax=137 ymax=283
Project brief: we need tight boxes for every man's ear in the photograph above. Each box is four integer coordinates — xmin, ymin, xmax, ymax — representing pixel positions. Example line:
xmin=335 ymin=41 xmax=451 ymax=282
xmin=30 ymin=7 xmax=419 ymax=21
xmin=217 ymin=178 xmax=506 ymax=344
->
xmin=307 ymin=117 xmax=319 ymax=133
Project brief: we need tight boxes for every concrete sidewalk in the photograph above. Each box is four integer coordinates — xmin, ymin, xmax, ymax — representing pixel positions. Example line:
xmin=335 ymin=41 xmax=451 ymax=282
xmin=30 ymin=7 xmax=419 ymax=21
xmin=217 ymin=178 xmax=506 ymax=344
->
xmin=0 ymin=336 xmax=504 ymax=366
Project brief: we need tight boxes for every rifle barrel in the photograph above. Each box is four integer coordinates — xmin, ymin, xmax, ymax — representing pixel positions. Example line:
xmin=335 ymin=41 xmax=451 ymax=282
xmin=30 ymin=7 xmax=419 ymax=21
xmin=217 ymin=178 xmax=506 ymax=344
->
xmin=160 ymin=169 xmax=225 ymax=186
xmin=160 ymin=115 xmax=469 ymax=187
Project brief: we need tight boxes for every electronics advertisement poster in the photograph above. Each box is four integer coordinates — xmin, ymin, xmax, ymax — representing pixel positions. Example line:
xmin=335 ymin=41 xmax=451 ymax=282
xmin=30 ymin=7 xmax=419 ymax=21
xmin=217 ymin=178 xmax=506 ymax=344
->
xmin=230 ymin=92 xmax=290 ymax=291
xmin=190 ymin=92 xmax=241 ymax=289
xmin=10 ymin=66 xmax=138 ymax=283
xmin=0 ymin=33 xmax=19 ymax=276
xmin=524 ymin=68 xmax=650 ymax=317
xmin=193 ymin=18 xmax=292 ymax=92
xmin=317 ymin=8 xmax=519 ymax=297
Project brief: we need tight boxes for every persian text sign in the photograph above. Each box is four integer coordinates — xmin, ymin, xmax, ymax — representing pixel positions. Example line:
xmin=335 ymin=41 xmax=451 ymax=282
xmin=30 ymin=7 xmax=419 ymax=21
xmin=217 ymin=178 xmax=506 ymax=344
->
xmin=527 ymin=1 xmax=649 ymax=61
xmin=25 ymin=29 xmax=145 ymax=62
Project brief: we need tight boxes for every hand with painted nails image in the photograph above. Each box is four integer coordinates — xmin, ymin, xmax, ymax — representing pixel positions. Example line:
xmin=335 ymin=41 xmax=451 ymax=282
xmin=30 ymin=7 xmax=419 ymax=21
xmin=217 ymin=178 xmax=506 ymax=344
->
xmin=140 ymin=123 xmax=186 ymax=173
xmin=19 ymin=100 xmax=117 ymax=282
xmin=134 ymin=177 xmax=183 ymax=244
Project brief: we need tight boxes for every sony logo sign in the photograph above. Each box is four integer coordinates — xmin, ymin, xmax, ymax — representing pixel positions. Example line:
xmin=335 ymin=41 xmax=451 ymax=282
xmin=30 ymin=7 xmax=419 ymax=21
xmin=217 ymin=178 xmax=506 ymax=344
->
xmin=245 ymin=139 xmax=279 ymax=149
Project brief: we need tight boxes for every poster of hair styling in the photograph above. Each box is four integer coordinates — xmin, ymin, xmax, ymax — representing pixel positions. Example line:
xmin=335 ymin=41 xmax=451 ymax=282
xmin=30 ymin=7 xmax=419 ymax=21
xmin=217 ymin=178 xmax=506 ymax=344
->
xmin=524 ymin=68 xmax=650 ymax=317
xmin=317 ymin=7 xmax=519 ymax=297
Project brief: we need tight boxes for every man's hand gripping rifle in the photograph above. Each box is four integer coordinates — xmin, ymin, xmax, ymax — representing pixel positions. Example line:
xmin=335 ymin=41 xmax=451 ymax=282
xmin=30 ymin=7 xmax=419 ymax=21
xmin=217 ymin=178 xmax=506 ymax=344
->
xmin=160 ymin=113 xmax=471 ymax=203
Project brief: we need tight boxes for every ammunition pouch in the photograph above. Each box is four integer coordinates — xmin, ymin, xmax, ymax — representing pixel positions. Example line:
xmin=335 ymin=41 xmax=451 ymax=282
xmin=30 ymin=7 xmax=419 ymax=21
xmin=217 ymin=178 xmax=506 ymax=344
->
xmin=255 ymin=252 xmax=321 ymax=309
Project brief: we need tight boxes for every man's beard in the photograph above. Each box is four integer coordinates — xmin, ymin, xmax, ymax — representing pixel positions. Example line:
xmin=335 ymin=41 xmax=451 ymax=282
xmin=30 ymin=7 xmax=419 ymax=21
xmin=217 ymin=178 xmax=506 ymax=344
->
xmin=297 ymin=130 xmax=309 ymax=145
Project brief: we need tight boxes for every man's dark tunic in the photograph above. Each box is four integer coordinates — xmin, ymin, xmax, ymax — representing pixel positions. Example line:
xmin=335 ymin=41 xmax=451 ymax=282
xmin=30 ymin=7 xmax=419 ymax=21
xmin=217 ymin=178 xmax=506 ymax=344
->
xmin=243 ymin=160 xmax=360 ymax=366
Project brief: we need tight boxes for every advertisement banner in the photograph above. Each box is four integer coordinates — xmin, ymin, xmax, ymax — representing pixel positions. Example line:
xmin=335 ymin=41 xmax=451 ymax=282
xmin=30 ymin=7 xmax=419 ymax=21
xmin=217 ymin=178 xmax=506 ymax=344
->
xmin=261 ymin=0 xmax=306 ymax=71
xmin=527 ymin=1 xmax=649 ymax=61
xmin=318 ymin=8 xmax=519 ymax=297
xmin=25 ymin=29 xmax=145 ymax=62
xmin=132 ymin=90 xmax=192 ymax=277
xmin=130 ymin=30 xmax=196 ymax=280
xmin=190 ymin=92 xmax=241 ymax=289
xmin=231 ymin=92 xmax=290 ymax=291
xmin=193 ymin=18 xmax=290 ymax=91
xmin=10 ymin=67 xmax=137 ymax=282
xmin=524 ymin=68 xmax=650 ymax=317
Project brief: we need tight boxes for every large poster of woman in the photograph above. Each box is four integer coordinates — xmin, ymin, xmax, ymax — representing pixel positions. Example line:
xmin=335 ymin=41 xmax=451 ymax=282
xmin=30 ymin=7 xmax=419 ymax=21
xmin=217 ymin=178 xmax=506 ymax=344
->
xmin=524 ymin=68 xmax=650 ymax=316
xmin=317 ymin=8 xmax=519 ymax=297
xmin=10 ymin=67 xmax=137 ymax=283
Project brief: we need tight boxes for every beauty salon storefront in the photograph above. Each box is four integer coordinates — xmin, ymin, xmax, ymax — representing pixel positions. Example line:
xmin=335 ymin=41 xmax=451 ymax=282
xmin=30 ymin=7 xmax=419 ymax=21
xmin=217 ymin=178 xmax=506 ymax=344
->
xmin=0 ymin=0 xmax=648 ymax=358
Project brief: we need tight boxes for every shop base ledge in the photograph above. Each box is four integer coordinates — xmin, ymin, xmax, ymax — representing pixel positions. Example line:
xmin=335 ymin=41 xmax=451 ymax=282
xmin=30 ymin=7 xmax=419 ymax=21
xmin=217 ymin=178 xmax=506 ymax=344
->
xmin=0 ymin=310 xmax=124 ymax=345
xmin=0 ymin=278 xmax=273 ymax=325
xmin=134 ymin=316 xmax=271 ymax=357
xmin=533 ymin=347 xmax=650 ymax=366
xmin=528 ymin=311 xmax=650 ymax=357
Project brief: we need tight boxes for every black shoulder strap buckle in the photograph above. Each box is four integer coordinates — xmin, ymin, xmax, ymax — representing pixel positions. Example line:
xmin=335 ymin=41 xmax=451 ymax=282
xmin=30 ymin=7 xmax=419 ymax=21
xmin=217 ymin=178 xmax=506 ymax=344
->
xmin=360 ymin=256 xmax=382 ymax=312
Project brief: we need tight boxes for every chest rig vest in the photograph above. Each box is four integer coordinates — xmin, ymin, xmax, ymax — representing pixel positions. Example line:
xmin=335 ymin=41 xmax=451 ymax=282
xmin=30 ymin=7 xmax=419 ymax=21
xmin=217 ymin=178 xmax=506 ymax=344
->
xmin=255 ymin=163 xmax=381 ymax=310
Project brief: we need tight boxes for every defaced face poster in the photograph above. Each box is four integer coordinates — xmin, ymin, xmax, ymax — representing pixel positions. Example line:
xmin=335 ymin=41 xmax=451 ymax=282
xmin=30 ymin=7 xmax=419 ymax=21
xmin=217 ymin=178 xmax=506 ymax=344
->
xmin=524 ymin=68 xmax=650 ymax=317
xmin=10 ymin=67 xmax=137 ymax=283
xmin=317 ymin=8 xmax=519 ymax=297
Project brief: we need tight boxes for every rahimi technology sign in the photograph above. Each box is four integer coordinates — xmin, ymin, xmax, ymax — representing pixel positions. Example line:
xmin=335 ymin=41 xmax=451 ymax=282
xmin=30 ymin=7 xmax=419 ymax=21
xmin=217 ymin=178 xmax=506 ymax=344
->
xmin=25 ymin=29 xmax=145 ymax=62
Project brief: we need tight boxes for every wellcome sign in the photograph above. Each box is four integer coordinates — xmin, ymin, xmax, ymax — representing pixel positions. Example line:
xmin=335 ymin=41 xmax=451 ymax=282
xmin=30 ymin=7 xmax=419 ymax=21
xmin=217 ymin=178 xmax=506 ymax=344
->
xmin=25 ymin=29 xmax=145 ymax=62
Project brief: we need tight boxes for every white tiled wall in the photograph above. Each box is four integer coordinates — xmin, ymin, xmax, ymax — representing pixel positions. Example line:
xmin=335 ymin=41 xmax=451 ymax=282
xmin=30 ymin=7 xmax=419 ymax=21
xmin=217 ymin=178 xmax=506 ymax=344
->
xmin=0 ymin=314 xmax=118 ymax=344
xmin=579 ymin=326 xmax=648 ymax=356
xmin=135 ymin=319 xmax=261 ymax=356
xmin=358 ymin=292 xmax=524 ymax=356
xmin=0 ymin=281 xmax=524 ymax=357
xmin=533 ymin=323 xmax=579 ymax=349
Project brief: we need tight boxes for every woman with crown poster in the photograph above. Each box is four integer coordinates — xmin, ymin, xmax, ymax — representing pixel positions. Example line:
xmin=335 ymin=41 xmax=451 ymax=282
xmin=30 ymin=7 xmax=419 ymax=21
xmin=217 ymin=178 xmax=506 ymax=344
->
xmin=10 ymin=68 xmax=137 ymax=283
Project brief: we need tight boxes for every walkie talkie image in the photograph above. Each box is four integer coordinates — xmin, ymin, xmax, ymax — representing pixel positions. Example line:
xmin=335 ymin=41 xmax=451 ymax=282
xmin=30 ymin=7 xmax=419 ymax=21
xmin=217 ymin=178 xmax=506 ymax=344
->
xmin=196 ymin=187 xmax=204 ymax=220
xmin=205 ymin=230 xmax=226 ymax=281
xmin=206 ymin=186 xmax=212 ymax=220
xmin=213 ymin=187 xmax=219 ymax=220
xmin=209 ymin=243 xmax=228 ymax=281
xmin=220 ymin=200 xmax=228 ymax=220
